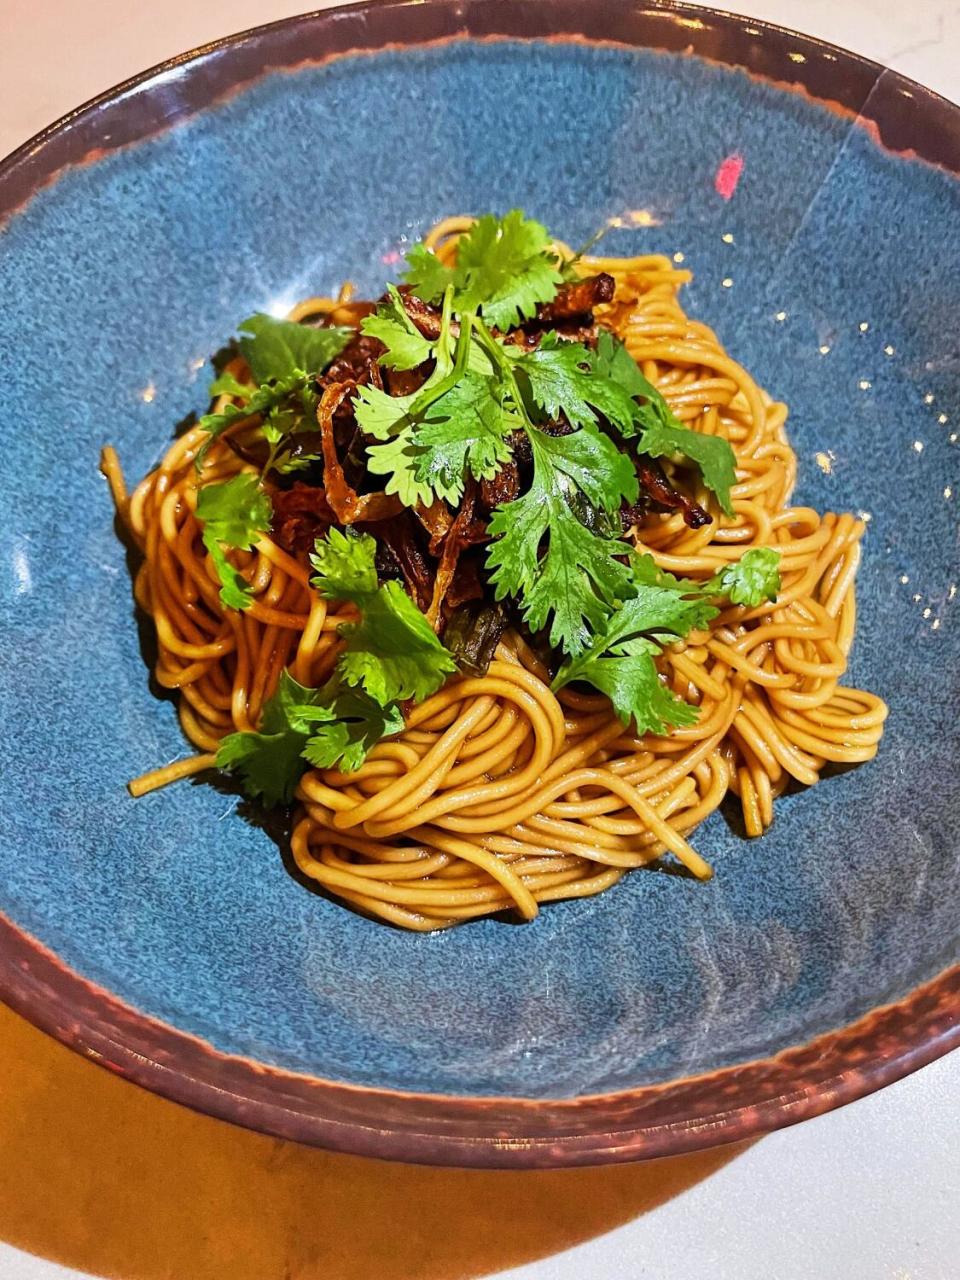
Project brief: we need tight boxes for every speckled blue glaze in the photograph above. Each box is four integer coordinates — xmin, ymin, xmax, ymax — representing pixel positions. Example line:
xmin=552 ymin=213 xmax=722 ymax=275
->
xmin=0 ymin=41 xmax=957 ymax=1099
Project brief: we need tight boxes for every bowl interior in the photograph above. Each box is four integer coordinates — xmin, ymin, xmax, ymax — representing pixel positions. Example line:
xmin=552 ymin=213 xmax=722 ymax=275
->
xmin=0 ymin=36 xmax=957 ymax=1099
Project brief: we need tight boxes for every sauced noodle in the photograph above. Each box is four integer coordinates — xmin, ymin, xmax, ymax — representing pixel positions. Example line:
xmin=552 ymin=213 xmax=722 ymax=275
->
xmin=104 ymin=217 xmax=887 ymax=929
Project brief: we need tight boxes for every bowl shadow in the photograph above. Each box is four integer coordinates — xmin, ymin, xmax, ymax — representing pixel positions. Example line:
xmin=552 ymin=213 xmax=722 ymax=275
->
xmin=0 ymin=1003 xmax=747 ymax=1280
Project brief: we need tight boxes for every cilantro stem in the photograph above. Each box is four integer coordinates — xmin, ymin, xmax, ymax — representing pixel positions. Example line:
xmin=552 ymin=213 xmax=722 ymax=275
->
xmin=473 ymin=319 xmax=537 ymax=434
xmin=567 ymin=222 xmax=614 ymax=270
xmin=408 ymin=306 xmax=475 ymax=419
xmin=261 ymin=436 xmax=283 ymax=482
xmin=436 ymin=285 xmax=456 ymax=366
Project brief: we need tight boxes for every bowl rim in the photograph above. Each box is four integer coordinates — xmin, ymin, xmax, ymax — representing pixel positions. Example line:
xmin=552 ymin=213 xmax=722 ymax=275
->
xmin=1 ymin=0 xmax=957 ymax=1167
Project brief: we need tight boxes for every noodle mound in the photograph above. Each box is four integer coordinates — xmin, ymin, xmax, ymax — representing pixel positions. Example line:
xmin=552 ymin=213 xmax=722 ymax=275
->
xmin=107 ymin=219 xmax=887 ymax=929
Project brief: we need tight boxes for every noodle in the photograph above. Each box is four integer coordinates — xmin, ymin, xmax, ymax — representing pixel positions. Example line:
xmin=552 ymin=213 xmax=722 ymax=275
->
xmin=108 ymin=220 xmax=887 ymax=929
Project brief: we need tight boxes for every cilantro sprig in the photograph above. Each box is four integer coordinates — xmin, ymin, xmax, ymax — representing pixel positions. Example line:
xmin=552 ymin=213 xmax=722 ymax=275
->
xmin=553 ymin=550 xmax=782 ymax=734
xmin=536 ymin=330 xmax=738 ymax=515
xmin=713 ymin=547 xmax=781 ymax=605
xmin=360 ymin=285 xmax=435 ymax=371
xmin=513 ymin=331 xmax=642 ymax=437
xmin=216 ymin=671 xmax=404 ymax=805
xmin=310 ymin=529 xmax=457 ymax=705
xmin=196 ymin=473 xmax=272 ymax=609
xmin=485 ymin=421 xmax=637 ymax=654
xmin=403 ymin=209 xmax=563 ymax=329
xmin=196 ymin=312 xmax=352 ymax=469
xmin=192 ymin=312 xmax=358 ymax=606
xmin=237 ymin=313 xmax=353 ymax=384
xmin=216 ymin=529 xmax=457 ymax=803
xmin=196 ymin=370 xmax=306 ymax=468
xmin=357 ymin=280 xmax=639 ymax=652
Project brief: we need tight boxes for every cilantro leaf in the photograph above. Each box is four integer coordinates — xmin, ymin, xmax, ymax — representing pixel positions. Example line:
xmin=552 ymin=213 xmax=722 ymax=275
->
xmin=201 ymin=541 xmax=253 ymax=612
xmin=590 ymin=583 xmax=719 ymax=652
xmin=260 ymin=669 xmax=333 ymax=736
xmin=261 ymin=404 xmax=298 ymax=445
xmin=196 ymin=472 xmax=272 ymax=547
xmin=310 ymin=531 xmax=457 ymax=705
xmin=562 ymin=642 xmax=700 ymax=736
xmin=591 ymin=329 xmax=658 ymax=401
xmin=196 ymin=473 xmax=272 ymax=610
xmin=208 ymin=370 xmax=255 ymax=400
xmin=637 ymin=413 xmax=738 ymax=517
xmin=196 ymin=370 xmax=306 ymax=468
xmin=309 ymin=528 xmax=378 ymax=601
xmin=338 ymin=580 xmax=457 ymax=704
xmin=551 ymin=547 xmax=780 ymax=731
xmin=216 ymin=730 xmax=304 ymax=804
xmin=712 ymin=547 xmax=781 ymax=606
xmin=274 ymin=451 xmax=321 ymax=474
xmin=534 ymin=423 xmax=639 ymax=522
xmin=352 ymin=300 xmax=458 ymax=446
xmin=630 ymin=552 xmax=708 ymax=596
xmin=352 ymin=291 xmax=458 ymax=444
xmin=237 ymin=313 xmax=352 ymax=384
xmin=216 ymin=672 xmax=405 ymax=802
xmin=454 ymin=210 xmax=563 ymax=329
xmin=514 ymin=332 xmax=641 ymax=436
xmin=352 ymin=384 xmax=418 ymax=441
xmin=627 ymin=554 xmax=717 ymax=632
xmin=514 ymin=337 xmax=597 ymax=422
xmin=631 ymin=548 xmax=781 ymax=611
xmin=303 ymin=689 xmax=405 ymax=773
xmin=553 ymin=585 xmax=720 ymax=734
xmin=216 ymin=670 xmax=331 ymax=805
xmin=413 ymin=372 xmax=516 ymax=503
xmin=360 ymin=284 xmax=435 ymax=371
xmin=402 ymin=242 xmax=455 ymax=302
xmin=365 ymin=428 xmax=439 ymax=508
xmin=486 ymin=427 xmax=638 ymax=654
xmin=363 ymin=363 xmax=484 ymax=506
xmin=402 ymin=211 xmax=561 ymax=330
xmin=590 ymin=331 xmax=738 ymax=515
xmin=361 ymin=301 xmax=491 ymax=504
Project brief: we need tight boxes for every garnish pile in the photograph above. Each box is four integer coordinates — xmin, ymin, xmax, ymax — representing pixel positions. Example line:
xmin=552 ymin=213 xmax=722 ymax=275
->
xmin=196 ymin=212 xmax=780 ymax=804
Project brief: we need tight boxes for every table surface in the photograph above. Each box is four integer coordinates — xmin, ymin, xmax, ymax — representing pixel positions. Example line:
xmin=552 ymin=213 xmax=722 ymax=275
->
xmin=1 ymin=2 xmax=957 ymax=1278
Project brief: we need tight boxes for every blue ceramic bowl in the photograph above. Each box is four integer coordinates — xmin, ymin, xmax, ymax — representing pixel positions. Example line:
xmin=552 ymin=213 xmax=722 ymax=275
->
xmin=0 ymin=1 xmax=957 ymax=1167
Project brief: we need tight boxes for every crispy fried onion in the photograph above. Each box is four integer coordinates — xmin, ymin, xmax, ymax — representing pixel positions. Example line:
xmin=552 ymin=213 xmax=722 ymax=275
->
xmin=317 ymin=382 xmax=402 ymax=524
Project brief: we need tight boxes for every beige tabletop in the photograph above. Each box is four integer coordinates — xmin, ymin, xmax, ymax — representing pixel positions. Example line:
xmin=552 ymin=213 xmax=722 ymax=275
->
xmin=1 ymin=4 xmax=958 ymax=1279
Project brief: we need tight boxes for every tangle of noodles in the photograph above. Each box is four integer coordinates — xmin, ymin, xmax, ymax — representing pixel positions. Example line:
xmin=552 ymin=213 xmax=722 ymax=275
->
xmin=103 ymin=216 xmax=888 ymax=930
